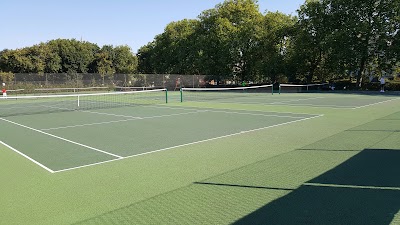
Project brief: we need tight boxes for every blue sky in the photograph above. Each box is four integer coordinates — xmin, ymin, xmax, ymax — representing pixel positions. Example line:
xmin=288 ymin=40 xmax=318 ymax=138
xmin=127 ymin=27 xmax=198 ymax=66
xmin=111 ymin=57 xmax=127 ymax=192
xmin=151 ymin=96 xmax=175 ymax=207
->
xmin=0 ymin=0 xmax=304 ymax=53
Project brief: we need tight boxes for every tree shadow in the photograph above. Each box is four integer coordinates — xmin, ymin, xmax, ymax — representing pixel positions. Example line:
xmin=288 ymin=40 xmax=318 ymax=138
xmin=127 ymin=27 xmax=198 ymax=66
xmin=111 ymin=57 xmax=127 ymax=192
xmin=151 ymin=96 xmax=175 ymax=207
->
xmin=234 ymin=149 xmax=400 ymax=225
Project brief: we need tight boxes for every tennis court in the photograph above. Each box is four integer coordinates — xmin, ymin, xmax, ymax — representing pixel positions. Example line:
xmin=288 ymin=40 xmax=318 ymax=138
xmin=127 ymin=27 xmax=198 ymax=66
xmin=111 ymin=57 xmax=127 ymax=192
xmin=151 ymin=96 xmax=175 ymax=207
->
xmin=1 ymin=87 xmax=400 ymax=225
xmin=0 ymin=90 xmax=320 ymax=172
xmin=181 ymin=85 xmax=399 ymax=109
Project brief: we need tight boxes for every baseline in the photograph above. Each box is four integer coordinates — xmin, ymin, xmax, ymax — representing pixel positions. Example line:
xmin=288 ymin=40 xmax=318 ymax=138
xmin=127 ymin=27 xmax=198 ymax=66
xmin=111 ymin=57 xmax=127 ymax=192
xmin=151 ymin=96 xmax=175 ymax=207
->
xmin=352 ymin=98 xmax=400 ymax=109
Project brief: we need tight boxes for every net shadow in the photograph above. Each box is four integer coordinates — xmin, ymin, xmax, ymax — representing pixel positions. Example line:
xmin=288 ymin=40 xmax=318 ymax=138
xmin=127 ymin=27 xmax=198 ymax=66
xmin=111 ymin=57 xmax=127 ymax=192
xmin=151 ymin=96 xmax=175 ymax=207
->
xmin=193 ymin=182 xmax=295 ymax=191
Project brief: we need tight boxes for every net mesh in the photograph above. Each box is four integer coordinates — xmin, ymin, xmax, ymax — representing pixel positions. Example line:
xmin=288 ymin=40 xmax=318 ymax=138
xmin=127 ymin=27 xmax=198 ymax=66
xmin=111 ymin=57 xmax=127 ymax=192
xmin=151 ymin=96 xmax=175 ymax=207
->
xmin=279 ymin=84 xmax=328 ymax=93
xmin=0 ymin=89 xmax=167 ymax=117
xmin=114 ymin=86 xmax=164 ymax=92
xmin=33 ymin=87 xmax=110 ymax=95
xmin=6 ymin=89 xmax=25 ymax=96
xmin=180 ymin=85 xmax=273 ymax=102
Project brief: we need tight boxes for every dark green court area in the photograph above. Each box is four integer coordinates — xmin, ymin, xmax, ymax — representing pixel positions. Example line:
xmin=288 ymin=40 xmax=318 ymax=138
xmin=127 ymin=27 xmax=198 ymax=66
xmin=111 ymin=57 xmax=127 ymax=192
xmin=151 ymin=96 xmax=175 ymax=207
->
xmin=0 ymin=104 xmax=318 ymax=172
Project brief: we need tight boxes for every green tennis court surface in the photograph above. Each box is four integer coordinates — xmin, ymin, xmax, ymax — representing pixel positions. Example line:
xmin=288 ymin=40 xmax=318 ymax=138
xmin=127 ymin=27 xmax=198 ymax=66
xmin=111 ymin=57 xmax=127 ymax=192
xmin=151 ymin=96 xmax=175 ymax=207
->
xmin=1 ymin=91 xmax=400 ymax=225
xmin=0 ymin=105 xmax=319 ymax=172
xmin=181 ymin=90 xmax=398 ymax=108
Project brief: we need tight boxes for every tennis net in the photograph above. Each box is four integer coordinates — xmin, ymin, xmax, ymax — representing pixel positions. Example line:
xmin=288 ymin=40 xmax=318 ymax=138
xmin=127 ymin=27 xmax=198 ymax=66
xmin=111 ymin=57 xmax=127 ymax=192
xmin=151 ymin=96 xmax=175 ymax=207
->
xmin=115 ymin=86 xmax=164 ymax=92
xmin=279 ymin=83 xmax=328 ymax=93
xmin=180 ymin=84 xmax=273 ymax=102
xmin=0 ymin=88 xmax=167 ymax=117
xmin=6 ymin=89 xmax=25 ymax=96
xmin=33 ymin=87 xmax=111 ymax=95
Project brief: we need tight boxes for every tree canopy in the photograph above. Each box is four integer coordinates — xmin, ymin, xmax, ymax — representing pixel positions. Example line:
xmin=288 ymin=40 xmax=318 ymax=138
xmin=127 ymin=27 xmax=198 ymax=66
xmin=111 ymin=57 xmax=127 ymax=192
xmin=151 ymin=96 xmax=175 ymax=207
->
xmin=1 ymin=0 xmax=399 ymax=86
xmin=0 ymin=39 xmax=137 ymax=75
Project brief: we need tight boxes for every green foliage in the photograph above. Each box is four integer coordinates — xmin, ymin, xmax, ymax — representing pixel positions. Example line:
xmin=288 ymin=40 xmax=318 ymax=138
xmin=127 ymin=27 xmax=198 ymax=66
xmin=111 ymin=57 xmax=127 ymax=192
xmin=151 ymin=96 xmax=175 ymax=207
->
xmin=113 ymin=45 xmax=137 ymax=74
xmin=0 ymin=39 xmax=138 ymax=79
xmin=0 ymin=71 xmax=14 ymax=83
xmin=137 ymin=0 xmax=399 ymax=85
xmin=1 ymin=0 xmax=398 ymax=86
xmin=282 ymin=0 xmax=400 ymax=85
xmin=258 ymin=12 xmax=296 ymax=82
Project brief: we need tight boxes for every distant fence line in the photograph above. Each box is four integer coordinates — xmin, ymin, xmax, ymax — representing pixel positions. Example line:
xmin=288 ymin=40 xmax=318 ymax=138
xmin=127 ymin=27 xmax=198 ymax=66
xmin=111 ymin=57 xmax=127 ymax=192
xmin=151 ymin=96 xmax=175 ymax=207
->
xmin=2 ymin=73 xmax=208 ymax=90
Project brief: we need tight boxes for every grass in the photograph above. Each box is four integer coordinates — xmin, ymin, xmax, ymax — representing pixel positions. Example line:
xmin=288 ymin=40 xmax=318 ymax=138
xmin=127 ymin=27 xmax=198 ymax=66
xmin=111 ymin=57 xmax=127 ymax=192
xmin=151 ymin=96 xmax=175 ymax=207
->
xmin=0 ymin=92 xmax=399 ymax=224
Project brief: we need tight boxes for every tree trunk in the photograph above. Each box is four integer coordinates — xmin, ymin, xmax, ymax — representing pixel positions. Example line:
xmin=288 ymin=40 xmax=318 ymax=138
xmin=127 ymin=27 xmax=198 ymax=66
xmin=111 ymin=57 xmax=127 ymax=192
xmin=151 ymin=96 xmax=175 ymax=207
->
xmin=356 ymin=57 xmax=367 ymax=89
xmin=307 ymin=62 xmax=317 ymax=84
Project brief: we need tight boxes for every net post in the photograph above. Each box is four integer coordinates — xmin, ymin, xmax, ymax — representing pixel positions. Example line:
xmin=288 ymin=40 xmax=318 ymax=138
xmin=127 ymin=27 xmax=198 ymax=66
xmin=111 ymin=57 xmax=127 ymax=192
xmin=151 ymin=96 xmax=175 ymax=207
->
xmin=165 ymin=89 xmax=168 ymax=103
xmin=272 ymin=85 xmax=274 ymax=95
xmin=77 ymin=95 xmax=80 ymax=108
xmin=279 ymin=84 xmax=281 ymax=94
xmin=180 ymin=88 xmax=183 ymax=102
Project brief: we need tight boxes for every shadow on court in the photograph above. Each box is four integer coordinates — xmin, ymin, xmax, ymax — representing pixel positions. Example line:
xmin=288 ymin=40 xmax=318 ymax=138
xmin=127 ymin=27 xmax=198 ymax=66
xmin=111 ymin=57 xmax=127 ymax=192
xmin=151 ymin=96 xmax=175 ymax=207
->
xmin=234 ymin=149 xmax=400 ymax=225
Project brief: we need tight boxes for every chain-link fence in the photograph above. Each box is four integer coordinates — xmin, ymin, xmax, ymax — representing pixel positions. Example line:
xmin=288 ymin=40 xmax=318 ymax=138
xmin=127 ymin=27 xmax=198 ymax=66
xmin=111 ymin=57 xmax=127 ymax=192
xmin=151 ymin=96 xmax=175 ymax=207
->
xmin=3 ymin=73 xmax=208 ymax=92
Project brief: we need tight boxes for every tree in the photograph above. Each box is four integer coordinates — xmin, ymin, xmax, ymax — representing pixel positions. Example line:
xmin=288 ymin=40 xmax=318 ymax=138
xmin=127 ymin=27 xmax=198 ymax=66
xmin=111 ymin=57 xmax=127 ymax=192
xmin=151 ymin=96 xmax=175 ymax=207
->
xmin=96 ymin=46 xmax=115 ymax=84
xmin=0 ymin=48 xmax=34 ymax=73
xmin=288 ymin=0 xmax=331 ymax=83
xmin=0 ymin=71 xmax=14 ymax=83
xmin=113 ymin=45 xmax=137 ymax=74
xmin=257 ymin=11 xmax=296 ymax=83
xmin=197 ymin=0 xmax=264 ymax=83
xmin=326 ymin=0 xmax=400 ymax=87
xmin=137 ymin=42 xmax=156 ymax=74
xmin=48 ymin=39 xmax=99 ymax=74
xmin=147 ymin=19 xmax=200 ymax=74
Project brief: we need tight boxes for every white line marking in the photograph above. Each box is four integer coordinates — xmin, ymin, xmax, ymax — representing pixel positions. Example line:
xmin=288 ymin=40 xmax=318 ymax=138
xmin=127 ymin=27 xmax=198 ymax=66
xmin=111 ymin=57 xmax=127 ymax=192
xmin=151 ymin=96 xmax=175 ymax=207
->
xmin=140 ymin=103 xmax=321 ymax=117
xmin=53 ymin=158 xmax=123 ymax=173
xmin=304 ymin=182 xmax=400 ymax=191
xmin=53 ymin=114 xmax=324 ymax=173
xmin=41 ymin=118 xmax=142 ymax=131
xmin=178 ymin=105 xmax=321 ymax=116
xmin=80 ymin=110 xmax=142 ymax=118
xmin=142 ymin=105 xmax=200 ymax=111
xmin=269 ymin=97 xmax=325 ymax=104
xmin=0 ymin=118 xmax=123 ymax=159
xmin=268 ymin=103 xmax=353 ymax=108
xmin=41 ymin=110 xmax=208 ymax=131
xmin=202 ymin=110 xmax=307 ymax=118
xmin=189 ymin=100 xmax=350 ymax=109
xmin=352 ymin=98 xmax=400 ymax=109
xmin=0 ymin=140 xmax=55 ymax=173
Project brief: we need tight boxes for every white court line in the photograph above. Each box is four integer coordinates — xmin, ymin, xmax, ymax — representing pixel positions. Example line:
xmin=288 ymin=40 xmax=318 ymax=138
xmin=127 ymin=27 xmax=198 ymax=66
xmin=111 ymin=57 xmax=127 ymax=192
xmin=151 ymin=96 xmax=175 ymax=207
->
xmin=352 ymin=98 xmax=400 ymax=109
xmin=174 ymin=104 xmax=321 ymax=116
xmin=8 ymin=99 xmax=319 ymax=117
xmin=52 ymin=114 xmax=324 ymax=173
xmin=42 ymin=109 xmax=307 ymax=131
xmin=142 ymin=105 xmax=200 ymax=111
xmin=190 ymin=99 xmax=349 ymax=109
xmin=269 ymin=97 xmax=325 ymax=104
xmin=80 ymin=110 xmax=142 ymax=118
xmin=200 ymin=110 xmax=307 ymax=119
xmin=143 ymin=103 xmax=321 ymax=116
xmin=53 ymin=157 xmax=124 ymax=173
xmin=304 ymin=182 xmax=400 ymax=191
xmin=0 ymin=140 xmax=55 ymax=173
xmin=41 ymin=118 xmax=142 ymax=131
xmin=0 ymin=118 xmax=123 ymax=159
xmin=268 ymin=103 xmax=352 ymax=108
xmin=41 ymin=110 xmax=209 ymax=131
